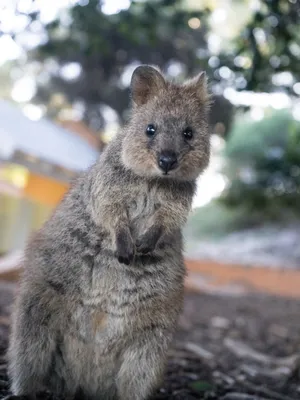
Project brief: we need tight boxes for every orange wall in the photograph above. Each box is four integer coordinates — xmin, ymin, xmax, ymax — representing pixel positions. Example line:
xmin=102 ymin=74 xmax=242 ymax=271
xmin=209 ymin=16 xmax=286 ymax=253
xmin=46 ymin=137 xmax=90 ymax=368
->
xmin=24 ymin=173 xmax=69 ymax=207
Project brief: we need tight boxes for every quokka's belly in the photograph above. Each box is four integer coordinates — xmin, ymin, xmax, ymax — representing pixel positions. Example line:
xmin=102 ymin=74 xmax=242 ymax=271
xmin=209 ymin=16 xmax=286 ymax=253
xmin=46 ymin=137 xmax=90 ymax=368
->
xmin=61 ymin=332 xmax=119 ymax=399
xmin=61 ymin=306 xmax=126 ymax=395
xmin=60 ymin=293 xmax=177 ymax=396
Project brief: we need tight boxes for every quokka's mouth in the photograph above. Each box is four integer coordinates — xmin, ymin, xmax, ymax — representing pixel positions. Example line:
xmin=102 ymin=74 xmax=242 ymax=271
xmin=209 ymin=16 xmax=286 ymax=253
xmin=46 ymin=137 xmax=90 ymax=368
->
xmin=161 ymin=167 xmax=178 ymax=176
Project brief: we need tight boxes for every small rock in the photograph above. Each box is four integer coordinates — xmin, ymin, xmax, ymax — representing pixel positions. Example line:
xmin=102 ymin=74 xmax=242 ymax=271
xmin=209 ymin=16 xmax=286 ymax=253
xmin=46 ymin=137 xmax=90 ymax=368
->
xmin=211 ymin=316 xmax=230 ymax=329
xmin=269 ymin=324 xmax=288 ymax=338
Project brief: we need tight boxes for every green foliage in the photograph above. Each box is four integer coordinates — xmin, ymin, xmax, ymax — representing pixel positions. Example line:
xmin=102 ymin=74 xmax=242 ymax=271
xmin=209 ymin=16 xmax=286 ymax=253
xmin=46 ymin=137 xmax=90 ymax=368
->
xmin=29 ymin=0 xmax=217 ymax=130
xmin=1 ymin=0 xmax=299 ymax=135
xmin=184 ymin=201 xmax=256 ymax=239
xmin=217 ymin=0 xmax=300 ymax=94
xmin=220 ymin=111 xmax=300 ymax=214
xmin=185 ymin=113 xmax=300 ymax=240
xmin=3 ymin=0 xmax=299 ymax=133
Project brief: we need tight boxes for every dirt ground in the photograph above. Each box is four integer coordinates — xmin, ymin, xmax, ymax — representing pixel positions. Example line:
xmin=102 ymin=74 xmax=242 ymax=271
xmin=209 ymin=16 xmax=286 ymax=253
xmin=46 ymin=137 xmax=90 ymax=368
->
xmin=0 ymin=282 xmax=300 ymax=400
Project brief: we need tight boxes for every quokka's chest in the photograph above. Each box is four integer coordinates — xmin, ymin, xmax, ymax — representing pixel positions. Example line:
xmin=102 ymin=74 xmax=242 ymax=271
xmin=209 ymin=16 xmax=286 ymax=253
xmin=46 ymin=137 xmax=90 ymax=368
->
xmin=127 ymin=186 xmax=160 ymax=232
xmin=70 ymin=296 xmax=158 ymax=347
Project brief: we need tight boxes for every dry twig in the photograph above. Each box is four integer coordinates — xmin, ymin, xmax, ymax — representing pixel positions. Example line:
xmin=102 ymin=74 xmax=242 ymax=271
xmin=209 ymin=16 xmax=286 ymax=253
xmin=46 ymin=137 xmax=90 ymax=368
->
xmin=184 ymin=342 xmax=215 ymax=360
xmin=224 ymin=338 xmax=300 ymax=369
xmin=236 ymin=376 xmax=297 ymax=400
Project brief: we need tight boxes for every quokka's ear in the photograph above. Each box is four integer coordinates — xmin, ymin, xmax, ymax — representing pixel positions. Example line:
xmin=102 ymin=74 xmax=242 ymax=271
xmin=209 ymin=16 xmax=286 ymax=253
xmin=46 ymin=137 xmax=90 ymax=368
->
xmin=185 ymin=71 xmax=210 ymax=102
xmin=130 ymin=65 xmax=166 ymax=106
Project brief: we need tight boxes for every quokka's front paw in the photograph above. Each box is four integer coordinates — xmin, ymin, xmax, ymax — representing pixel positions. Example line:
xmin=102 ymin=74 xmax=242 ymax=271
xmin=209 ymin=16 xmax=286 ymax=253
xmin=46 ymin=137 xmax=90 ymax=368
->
xmin=136 ymin=226 xmax=162 ymax=255
xmin=135 ymin=238 xmax=155 ymax=255
xmin=115 ymin=228 xmax=135 ymax=265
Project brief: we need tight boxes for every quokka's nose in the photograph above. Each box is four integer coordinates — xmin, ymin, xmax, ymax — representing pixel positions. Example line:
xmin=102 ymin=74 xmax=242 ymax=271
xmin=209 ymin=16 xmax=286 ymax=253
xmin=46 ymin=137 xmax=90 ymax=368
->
xmin=158 ymin=151 xmax=178 ymax=174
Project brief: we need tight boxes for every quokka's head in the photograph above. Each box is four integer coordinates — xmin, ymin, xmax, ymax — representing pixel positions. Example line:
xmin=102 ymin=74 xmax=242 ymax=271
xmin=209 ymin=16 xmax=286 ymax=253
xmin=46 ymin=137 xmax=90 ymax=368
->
xmin=121 ymin=65 xmax=212 ymax=181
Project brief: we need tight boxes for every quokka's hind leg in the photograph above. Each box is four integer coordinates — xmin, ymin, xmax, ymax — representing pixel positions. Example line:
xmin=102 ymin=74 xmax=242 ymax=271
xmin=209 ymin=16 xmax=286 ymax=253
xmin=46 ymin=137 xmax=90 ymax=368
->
xmin=8 ymin=283 xmax=72 ymax=398
xmin=117 ymin=327 xmax=171 ymax=400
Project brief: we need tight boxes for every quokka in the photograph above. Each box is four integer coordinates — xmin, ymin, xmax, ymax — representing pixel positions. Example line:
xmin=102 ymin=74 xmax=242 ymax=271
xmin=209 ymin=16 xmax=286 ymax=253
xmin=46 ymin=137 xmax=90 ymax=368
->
xmin=8 ymin=65 xmax=211 ymax=400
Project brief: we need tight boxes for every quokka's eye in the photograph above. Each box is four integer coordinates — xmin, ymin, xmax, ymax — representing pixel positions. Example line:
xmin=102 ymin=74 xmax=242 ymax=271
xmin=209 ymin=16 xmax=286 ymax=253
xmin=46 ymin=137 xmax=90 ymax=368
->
xmin=183 ymin=127 xmax=193 ymax=140
xmin=146 ymin=124 xmax=156 ymax=137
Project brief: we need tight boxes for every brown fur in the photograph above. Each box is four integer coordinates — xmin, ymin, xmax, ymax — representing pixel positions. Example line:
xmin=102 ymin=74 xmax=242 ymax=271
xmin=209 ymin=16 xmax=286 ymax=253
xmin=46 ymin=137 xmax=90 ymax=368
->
xmin=8 ymin=65 xmax=211 ymax=400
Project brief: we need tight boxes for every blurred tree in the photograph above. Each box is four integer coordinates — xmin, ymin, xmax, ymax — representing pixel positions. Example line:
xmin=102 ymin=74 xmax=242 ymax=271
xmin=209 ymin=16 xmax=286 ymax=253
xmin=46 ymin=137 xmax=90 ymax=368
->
xmin=220 ymin=111 xmax=300 ymax=217
xmin=1 ymin=0 xmax=299 ymax=136
xmin=35 ymin=0 xmax=212 ymax=130
xmin=1 ymin=0 xmax=233 ymax=135
xmin=216 ymin=0 xmax=300 ymax=94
